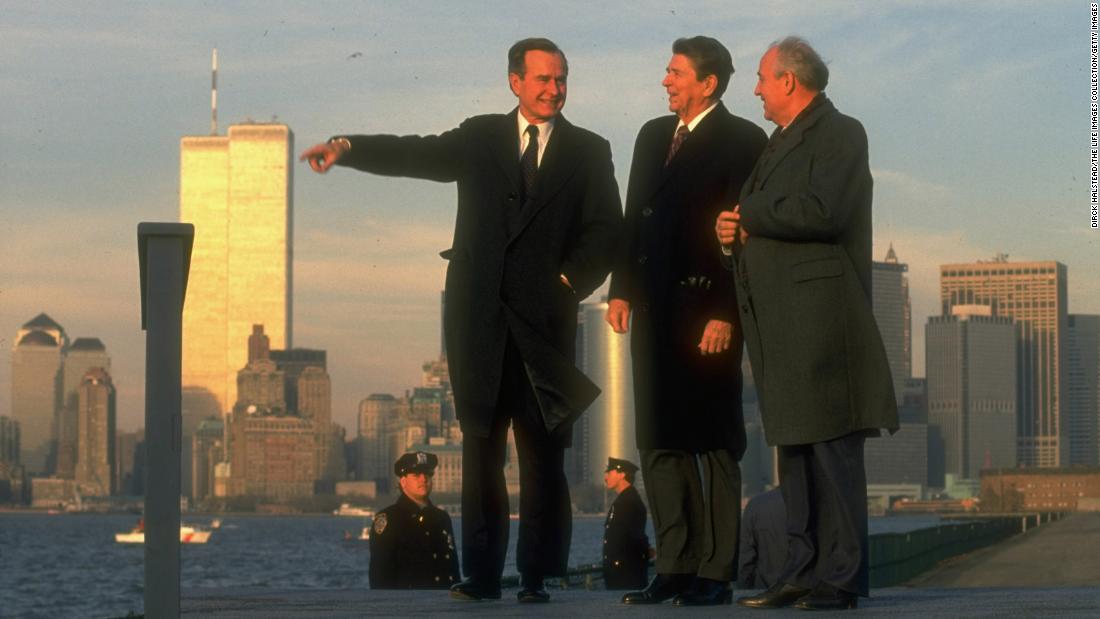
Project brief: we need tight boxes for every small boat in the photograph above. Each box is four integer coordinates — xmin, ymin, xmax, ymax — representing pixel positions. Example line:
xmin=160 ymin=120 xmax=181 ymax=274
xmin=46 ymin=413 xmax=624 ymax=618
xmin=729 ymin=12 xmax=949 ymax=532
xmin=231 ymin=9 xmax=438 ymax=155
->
xmin=343 ymin=527 xmax=371 ymax=541
xmin=334 ymin=503 xmax=374 ymax=517
xmin=210 ymin=518 xmax=222 ymax=529
xmin=115 ymin=520 xmax=212 ymax=544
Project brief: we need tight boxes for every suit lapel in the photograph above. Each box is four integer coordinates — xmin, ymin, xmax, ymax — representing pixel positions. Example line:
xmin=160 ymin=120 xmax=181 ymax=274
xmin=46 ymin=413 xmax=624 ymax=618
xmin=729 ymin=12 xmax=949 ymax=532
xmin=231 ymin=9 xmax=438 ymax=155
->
xmin=749 ymin=97 xmax=834 ymax=189
xmin=490 ymin=110 xmax=522 ymax=195
xmin=511 ymin=115 xmax=582 ymax=239
xmin=645 ymin=103 xmax=730 ymax=200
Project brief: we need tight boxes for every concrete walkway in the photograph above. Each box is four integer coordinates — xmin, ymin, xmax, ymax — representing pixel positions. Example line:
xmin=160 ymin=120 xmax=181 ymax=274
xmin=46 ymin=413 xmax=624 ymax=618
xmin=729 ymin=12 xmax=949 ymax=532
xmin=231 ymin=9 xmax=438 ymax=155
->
xmin=909 ymin=512 xmax=1100 ymax=587
xmin=181 ymin=513 xmax=1100 ymax=617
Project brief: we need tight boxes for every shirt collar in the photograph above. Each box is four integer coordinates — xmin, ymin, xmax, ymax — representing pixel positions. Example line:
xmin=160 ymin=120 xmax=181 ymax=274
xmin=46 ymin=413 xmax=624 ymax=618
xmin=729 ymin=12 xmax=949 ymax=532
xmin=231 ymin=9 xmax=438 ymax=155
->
xmin=675 ymin=101 xmax=719 ymax=134
xmin=517 ymin=110 xmax=556 ymax=144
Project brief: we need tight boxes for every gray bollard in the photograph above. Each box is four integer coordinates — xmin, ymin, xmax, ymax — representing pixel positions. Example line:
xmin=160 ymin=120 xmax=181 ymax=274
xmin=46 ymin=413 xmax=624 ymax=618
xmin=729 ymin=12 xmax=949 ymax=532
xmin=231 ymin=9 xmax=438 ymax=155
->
xmin=138 ymin=223 xmax=194 ymax=619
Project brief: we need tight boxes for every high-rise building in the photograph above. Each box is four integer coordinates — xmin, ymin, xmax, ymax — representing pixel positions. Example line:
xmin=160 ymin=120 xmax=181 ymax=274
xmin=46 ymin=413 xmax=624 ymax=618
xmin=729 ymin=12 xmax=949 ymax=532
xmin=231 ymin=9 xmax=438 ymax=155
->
xmin=56 ymin=338 xmax=110 ymax=479
xmin=865 ymin=378 xmax=930 ymax=489
xmin=75 ymin=368 xmax=116 ymax=496
xmin=926 ymin=305 xmax=1017 ymax=484
xmin=572 ymin=301 xmax=637 ymax=489
xmin=940 ymin=259 xmax=1068 ymax=467
xmin=191 ymin=419 xmax=224 ymax=503
xmin=0 ymin=416 xmax=19 ymax=468
xmin=115 ymin=429 xmax=144 ymax=496
xmin=1067 ymin=315 xmax=1100 ymax=466
xmin=180 ymin=122 xmax=294 ymax=422
xmin=872 ymin=245 xmax=911 ymax=404
xmin=357 ymin=394 xmax=401 ymax=491
xmin=10 ymin=313 xmax=67 ymax=473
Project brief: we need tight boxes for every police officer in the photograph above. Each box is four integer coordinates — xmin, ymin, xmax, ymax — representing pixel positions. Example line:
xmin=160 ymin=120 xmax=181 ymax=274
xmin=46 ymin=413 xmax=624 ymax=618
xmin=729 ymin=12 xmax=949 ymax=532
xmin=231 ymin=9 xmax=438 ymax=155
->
xmin=369 ymin=451 xmax=461 ymax=589
xmin=602 ymin=458 xmax=650 ymax=589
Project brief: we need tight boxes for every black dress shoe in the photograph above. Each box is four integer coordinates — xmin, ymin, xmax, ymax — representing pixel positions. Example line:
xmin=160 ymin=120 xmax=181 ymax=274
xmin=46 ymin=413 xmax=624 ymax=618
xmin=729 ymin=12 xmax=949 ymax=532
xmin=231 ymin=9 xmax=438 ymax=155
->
xmin=517 ymin=574 xmax=549 ymax=603
xmin=792 ymin=583 xmax=858 ymax=610
xmin=672 ymin=577 xmax=732 ymax=606
xmin=736 ymin=582 xmax=812 ymax=608
xmin=621 ymin=573 xmax=693 ymax=604
xmin=449 ymin=578 xmax=501 ymax=601
xmin=517 ymin=586 xmax=550 ymax=603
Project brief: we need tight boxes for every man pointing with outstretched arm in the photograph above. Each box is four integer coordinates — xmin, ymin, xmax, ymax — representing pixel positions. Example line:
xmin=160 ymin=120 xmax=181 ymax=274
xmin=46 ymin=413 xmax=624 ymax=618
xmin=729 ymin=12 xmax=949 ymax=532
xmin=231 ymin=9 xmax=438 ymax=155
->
xmin=301 ymin=37 xmax=623 ymax=604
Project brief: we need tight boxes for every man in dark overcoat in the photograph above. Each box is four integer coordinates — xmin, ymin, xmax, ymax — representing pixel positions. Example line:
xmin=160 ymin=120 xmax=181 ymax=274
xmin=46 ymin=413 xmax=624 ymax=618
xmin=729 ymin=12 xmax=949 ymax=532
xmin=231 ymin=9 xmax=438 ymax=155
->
xmin=606 ymin=36 xmax=766 ymax=606
xmin=716 ymin=37 xmax=898 ymax=611
xmin=369 ymin=452 xmax=460 ymax=589
xmin=601 ymin=457 xmax=650 ymax=590
xmin=301 ymin=38 xmax=622 ymax=603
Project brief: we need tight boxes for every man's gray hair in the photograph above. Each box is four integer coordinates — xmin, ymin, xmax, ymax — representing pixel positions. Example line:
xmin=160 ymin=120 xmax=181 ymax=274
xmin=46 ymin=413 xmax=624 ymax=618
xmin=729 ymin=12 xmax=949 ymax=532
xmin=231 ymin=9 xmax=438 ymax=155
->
xmin=769 ymin=36 xmax=829 ymax=91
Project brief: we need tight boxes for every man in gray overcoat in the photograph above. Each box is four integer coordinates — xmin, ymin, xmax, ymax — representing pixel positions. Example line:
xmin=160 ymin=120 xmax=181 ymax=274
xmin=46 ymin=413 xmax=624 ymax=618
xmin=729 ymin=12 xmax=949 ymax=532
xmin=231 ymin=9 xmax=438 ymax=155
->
xmin=716 ymin=37 xmax=898 ymax=611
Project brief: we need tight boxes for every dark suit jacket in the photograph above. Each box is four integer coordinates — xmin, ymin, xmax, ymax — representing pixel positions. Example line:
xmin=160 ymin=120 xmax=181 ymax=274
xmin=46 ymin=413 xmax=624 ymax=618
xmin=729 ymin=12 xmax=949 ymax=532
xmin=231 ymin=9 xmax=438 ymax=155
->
xmin=337 ymin=112 xmax=622 ymax=439
xmin=732 ymin=95 xmax=898 ymax=446
xmin=609 ymin=103 xmax=766 ymax=451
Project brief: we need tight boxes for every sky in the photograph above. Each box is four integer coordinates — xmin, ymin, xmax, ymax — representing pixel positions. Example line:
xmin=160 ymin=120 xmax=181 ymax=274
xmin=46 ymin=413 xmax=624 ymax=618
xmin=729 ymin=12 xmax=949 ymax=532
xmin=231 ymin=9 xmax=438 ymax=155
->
xmin=0 ymin=1 xmax=1091 ymax=433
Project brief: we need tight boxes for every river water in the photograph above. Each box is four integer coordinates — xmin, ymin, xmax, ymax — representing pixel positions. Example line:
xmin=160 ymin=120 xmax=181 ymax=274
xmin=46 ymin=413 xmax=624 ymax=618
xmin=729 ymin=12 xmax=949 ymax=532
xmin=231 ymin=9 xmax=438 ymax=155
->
xmin=0 ymin=512 xmax=943 ymax=618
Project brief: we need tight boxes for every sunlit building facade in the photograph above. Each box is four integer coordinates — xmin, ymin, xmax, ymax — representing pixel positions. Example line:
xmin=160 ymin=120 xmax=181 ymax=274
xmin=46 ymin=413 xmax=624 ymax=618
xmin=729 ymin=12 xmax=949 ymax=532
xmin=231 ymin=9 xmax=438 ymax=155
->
xmin=940 ymin=259 xmax=1068 ymax=468
xmin=10 ymin=313 xmax=67 ymax=473
xmin=74 ymin=368 xmax=115 ymax=496
xmin=572 ymin=301 xmax=638 ymax=489
xmin=180 ymin=123 xmax=294 ymax=422
xmin=56 ymin=338 xmax=110 ymax=479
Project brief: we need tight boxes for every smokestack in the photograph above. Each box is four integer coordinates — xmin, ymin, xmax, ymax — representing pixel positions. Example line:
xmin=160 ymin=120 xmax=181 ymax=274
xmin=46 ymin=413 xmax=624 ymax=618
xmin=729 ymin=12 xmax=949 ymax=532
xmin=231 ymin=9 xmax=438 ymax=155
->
xmin=211 ymin=48 xmax=218 ymax=135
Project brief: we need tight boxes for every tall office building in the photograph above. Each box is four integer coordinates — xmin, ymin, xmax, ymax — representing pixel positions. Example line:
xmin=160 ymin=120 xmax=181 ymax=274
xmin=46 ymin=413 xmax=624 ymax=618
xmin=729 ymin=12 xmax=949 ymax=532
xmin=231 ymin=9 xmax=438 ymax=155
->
xmin=940 ymin=259 xmax=1068 ymax=467
xmin=926 ymin=305 xmax=1017 ymax=483
xmin=75 ymin=368 xmax=116 ymax=496
xmin=10 ymin=313 xmax=67 ymax=473
xmin=180 ymin=122 xmax=294 ymax=422
xmin=357 ymin=394 xmax=401 ymax=492
xmin=873 ymin=245 xmax=911 ymax=404
xmin=572 ymin=301 xmax=638 ymax=489
xmin=1067 ymin=315 xmax=1100 ymax=466
xmin=56 ymin=338 xmax=110 ymax=479
xmin=0 ymin=416 xmax=19 ymax=468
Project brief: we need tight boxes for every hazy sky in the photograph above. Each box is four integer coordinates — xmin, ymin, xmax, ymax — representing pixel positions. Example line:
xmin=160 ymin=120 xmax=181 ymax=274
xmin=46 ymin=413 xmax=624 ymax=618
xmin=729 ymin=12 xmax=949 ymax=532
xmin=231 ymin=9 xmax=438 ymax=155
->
xmin=0 ymin=1 xmax=1089 ymax=432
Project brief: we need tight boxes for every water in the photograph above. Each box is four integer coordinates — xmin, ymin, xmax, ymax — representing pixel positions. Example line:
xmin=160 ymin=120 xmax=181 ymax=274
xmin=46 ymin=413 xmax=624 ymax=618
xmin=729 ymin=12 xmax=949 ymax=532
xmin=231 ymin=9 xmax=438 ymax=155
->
xmin=0 ymin=512 xmax=942 ymax=618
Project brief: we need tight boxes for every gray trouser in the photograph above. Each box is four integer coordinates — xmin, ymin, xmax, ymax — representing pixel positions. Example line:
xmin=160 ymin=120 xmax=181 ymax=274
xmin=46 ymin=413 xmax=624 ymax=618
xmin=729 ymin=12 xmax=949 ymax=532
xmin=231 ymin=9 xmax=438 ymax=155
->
xmin=640 ymin=448 xmax=741 ymax=581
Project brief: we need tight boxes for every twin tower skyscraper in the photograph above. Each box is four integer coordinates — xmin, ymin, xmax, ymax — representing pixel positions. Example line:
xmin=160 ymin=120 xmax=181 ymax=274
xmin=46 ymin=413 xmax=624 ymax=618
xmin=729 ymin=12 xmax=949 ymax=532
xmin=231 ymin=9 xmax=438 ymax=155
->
xmin=179 ymin=121 xmax=293 ymax=422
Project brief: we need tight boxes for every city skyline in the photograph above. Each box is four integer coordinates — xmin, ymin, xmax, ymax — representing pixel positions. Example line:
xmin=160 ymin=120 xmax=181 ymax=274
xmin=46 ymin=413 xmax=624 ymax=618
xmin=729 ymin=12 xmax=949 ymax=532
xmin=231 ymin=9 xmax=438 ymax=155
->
xmin=0 ymin=3 xmax=1088 ymax=432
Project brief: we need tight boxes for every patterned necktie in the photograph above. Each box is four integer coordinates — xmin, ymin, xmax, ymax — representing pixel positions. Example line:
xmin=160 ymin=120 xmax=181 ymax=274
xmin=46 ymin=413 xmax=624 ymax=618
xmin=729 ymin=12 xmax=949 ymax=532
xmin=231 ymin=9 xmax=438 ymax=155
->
xmin=664 ymin=124 xmax=689 ymax=167
xmin=521 ymin=124 xmax=539 ymax=200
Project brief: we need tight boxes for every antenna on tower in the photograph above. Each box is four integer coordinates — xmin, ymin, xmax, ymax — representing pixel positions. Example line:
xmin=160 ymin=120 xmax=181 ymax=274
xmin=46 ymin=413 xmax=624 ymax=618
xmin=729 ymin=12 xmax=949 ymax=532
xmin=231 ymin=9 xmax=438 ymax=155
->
xmin=211 ymin=48 xmax=218 ymax=135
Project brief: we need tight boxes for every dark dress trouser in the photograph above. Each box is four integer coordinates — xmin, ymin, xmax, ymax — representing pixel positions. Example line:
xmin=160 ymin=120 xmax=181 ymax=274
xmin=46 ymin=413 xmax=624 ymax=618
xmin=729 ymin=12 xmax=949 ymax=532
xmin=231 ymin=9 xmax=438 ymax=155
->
xmin=640 ymin=448 xmax=741 ymax=581
xmin=776 ymin=431 xmax=869 ymax=596
xmin=460 ymin=334 xmax=572 ymax=583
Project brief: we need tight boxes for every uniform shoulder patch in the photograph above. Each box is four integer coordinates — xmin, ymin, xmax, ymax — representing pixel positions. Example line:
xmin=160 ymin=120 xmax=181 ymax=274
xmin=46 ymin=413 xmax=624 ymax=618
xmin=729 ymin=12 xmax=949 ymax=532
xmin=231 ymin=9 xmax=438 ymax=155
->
xmin=373 ymin=513 xmax=388 ymax=535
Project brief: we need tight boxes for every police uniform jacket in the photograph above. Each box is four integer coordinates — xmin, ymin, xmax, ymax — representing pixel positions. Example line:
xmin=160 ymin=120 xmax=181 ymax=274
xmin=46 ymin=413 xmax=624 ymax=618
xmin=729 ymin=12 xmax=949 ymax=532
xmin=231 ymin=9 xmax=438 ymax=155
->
xmin=602 ymin=485 xmax=649 ymax=588
xmin=368 ymin=494 xmax=460 ymax=589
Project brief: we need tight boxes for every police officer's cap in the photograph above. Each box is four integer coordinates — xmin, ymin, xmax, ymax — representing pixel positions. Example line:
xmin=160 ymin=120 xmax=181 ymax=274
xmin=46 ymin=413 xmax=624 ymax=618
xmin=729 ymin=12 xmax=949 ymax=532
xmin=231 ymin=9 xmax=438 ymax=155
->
xmin=394 ymin=451 xmax=438 ymax=476
xmin=606 ymin=457 xmax=638 ymax=474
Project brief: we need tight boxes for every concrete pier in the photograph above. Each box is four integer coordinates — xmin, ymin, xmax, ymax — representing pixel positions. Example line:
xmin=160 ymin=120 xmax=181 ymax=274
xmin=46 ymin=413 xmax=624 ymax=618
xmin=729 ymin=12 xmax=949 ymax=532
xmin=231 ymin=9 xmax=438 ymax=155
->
xmin=180 ymin=513 xmax=1100 ymax=617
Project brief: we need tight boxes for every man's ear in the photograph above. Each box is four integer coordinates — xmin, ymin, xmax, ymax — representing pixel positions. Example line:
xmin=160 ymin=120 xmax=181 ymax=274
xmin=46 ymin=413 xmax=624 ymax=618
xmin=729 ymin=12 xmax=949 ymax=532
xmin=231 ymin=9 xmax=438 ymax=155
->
xmin=702 ymin=74 xmax=719 ymax=99
xmin=508 ymin=72 xmax=521 ymax=97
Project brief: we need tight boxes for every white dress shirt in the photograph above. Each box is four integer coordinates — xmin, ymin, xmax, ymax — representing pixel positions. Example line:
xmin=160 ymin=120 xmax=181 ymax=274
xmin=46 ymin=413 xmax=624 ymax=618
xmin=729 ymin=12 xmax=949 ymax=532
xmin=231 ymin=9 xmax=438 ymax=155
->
xmin=517 ymin=112 xmax=555 ymax=167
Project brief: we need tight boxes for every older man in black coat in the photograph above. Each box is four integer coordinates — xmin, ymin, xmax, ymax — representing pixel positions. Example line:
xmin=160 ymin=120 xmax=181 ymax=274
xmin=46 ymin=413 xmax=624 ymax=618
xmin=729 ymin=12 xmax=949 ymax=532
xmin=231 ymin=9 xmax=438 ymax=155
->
xmin=607 ymin=36 xmax=766 ymax=607
xmin=302 ymin=38 xmax=622 ymax=604
xmin=717 ymin=37 xmax=898 ymax=611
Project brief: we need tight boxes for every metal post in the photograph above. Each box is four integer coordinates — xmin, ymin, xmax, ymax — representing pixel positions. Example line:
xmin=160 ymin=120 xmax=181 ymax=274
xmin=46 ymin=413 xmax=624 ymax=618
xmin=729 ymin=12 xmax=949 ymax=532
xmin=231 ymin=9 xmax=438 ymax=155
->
xmin=138 ymin=223 xmax=194 ymax=619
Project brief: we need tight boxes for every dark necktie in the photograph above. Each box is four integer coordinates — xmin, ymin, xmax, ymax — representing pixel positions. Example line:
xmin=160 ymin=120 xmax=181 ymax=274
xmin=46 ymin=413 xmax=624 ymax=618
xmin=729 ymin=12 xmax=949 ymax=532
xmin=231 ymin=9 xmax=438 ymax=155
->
xmin=521 ymin=124 xmax=539 ymax=201
xmin=664 ymin=124 xmax=689 ymax=167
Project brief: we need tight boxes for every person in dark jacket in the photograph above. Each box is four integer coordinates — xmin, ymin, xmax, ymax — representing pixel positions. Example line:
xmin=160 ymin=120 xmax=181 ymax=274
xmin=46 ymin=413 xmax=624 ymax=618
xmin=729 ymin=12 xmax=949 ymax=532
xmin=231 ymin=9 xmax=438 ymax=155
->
xmin=369 ymin=451 xmax=460 ymax=589
xmin=608 ymin=36 xmax=766 ymax=607
xmin=737 ymin=487 xmax=787 ymax=590
xmin=301 ymin=38 xmax=622 ymax=603
xmin=717 ymin=37 xmax=898 ymax=611
xmin=602 ymin=458 xmax=650 ymax=589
